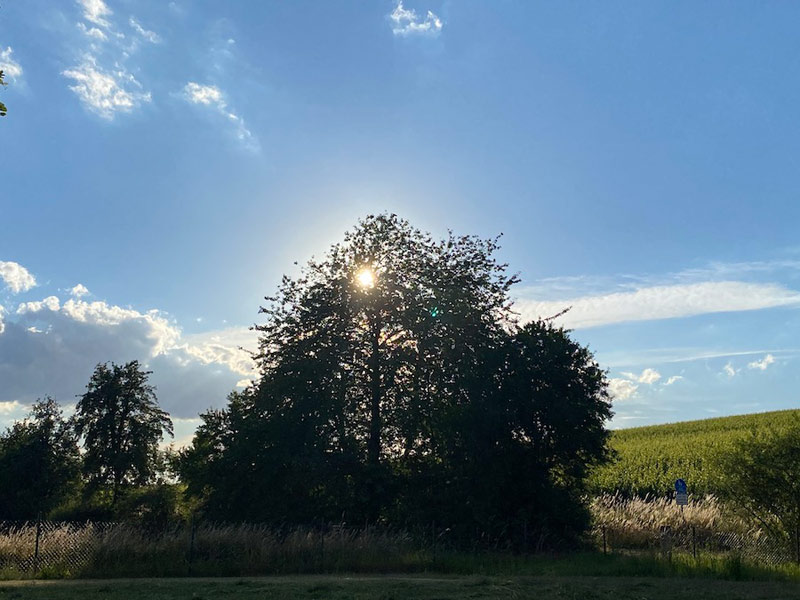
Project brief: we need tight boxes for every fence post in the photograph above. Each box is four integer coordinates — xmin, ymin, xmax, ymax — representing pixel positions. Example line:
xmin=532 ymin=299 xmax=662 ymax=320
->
xmin=793 ymin=525 xmax=799 ymax=565
xmin=692 ymin=526 xmax=697 ymax=559
xmin=33 ymin=513 xmax=42 ymax=575
xmin=602 ymin=526 xmax=607 ymax=555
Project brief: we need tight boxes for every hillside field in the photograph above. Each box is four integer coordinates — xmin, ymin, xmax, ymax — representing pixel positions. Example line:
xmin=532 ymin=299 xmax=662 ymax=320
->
xmin=590 ymin=409 xmax=800 ymax=497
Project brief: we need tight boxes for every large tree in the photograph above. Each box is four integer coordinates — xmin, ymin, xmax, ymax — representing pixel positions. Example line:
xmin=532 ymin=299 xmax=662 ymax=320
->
xmin=179 ymin=215 xmax=611 ymax=544
xmin=74 ymin=361 xmax=173 ymax=505
xmin=0 ymin=398 xmax=81 ymax=519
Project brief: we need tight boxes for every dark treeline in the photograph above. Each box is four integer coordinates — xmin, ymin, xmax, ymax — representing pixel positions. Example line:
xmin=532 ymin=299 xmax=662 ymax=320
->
xmin=0 ymin=361 xmax=175 ymax=524
xmin=0 ymin=215 xmax=613 ymax=549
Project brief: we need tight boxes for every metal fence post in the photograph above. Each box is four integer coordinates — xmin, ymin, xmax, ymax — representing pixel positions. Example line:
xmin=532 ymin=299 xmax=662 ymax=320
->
xmin=33 ymin=513 xmax=42 ymax=575
xmin=692 ymin=526 xmax=697 ymax=559
xmin=602 ymin=526 xmax=607 ymax=555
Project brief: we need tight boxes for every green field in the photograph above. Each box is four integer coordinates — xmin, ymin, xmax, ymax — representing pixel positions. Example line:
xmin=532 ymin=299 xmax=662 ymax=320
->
xmin=590 ymin=409 xmax=800 ymax=497
xmin=2 ymin=575 xmax=800 ymax=600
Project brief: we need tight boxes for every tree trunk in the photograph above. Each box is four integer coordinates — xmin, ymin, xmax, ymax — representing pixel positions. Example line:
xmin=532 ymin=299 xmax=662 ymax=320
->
xmin=368 ymin=315 xmax=381 ymax=467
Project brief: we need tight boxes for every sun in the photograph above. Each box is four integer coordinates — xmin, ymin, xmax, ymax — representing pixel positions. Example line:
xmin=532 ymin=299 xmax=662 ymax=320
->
xmin=356 ymin=267 xmax=376 ymax=288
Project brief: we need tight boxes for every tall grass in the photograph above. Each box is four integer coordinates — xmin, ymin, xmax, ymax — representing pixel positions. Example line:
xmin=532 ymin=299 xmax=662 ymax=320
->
xmin=590 ymin=493 xmax=752 ymax=534
xmin=1 ymin=518 xmax=798 ymax=582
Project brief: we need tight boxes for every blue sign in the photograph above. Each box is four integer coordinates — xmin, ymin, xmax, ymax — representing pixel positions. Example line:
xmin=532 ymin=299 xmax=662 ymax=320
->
xmin=675 ymin=479 xmax=687 ymax=494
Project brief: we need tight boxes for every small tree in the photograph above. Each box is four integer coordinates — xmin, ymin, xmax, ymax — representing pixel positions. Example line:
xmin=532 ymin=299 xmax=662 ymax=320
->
xmin=716 ymin=423 xmax=800 ymax=560
xmin=0 ymin=397 xmax=81 ymax=519
xmin=74 ymin=361 xmax=173 ymax=505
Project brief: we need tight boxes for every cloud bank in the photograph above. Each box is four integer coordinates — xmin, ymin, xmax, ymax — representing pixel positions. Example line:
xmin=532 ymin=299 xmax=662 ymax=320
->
xmin=0 ymin=263 xmax=258 ymax=420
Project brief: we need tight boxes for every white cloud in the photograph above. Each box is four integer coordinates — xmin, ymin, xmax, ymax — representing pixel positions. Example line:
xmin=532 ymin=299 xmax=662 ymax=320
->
xmin=0 ymin=294 xmax=257 ymax=419
xmin=389 ymin=1 xmax=443 ymax=36
xmin=182 ymin=82 xmax=257 ymax=149
xmin=77 ymin=22 xmax=108 ymax=41
xmin=638 ymin=368 xmax=661 ymax=385
xmin=17 ymin=296 xmax=60 ymax=315
xmin=621 ymin=368 xmax=662 ymax=385
xmin=748 ymin=354 xmax=775 ymax=371
xmin=609 ymin=378 xmax=638 ymax=401
xmin=0 ymin=47 xmax=23 ymax=82
xmin=517 ymin=281 xmax=800 ymax=329
xmin=0 ymin=305 xmax=5 ymax=335
xmin=184 ymin=82 xmax=223 ymax=106
xmin=723 ymin=362 xmax=736 ymax=377
xmin=664 ymin=375 xmax=684 ymax=386
xmin=0 ymin=261 xmax=36 ymax=293
xmin=77 ymin=0 xmax=112 ymax=29
xmin=70 ymin=284 xmax=90 ymax=298
xmin=63 ymin=58 xmax=151 ymax=119
xmin=0 ymin=401 xmax=26 ymax=421
xmin=66 ymin=1 xmax=157 ymax=119
xmin=129 ymin=17 xmax=160 ymax=44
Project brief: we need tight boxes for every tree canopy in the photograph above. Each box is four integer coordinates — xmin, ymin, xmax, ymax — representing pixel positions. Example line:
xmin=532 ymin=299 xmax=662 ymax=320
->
xmin=178 ymin=214 xmax=612 ymax=547
xmin=74 ymin=361 xmax=173 ymax=505
xmin=0 ymin=398 xmax=80 ymax=519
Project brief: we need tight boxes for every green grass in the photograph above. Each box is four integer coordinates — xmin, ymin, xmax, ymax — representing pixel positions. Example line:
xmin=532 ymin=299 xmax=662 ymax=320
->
xmin=590 ymin=409 xmax=800 ymax=497
xmin=3 ymin=574 xmax=800 ymax=600
xmin=5 ymin=551 xmax=800 ymax=584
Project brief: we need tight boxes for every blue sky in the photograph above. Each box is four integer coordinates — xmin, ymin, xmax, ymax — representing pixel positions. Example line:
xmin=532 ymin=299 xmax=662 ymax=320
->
xmin=2 ymin=1 xmax=799 ymax=441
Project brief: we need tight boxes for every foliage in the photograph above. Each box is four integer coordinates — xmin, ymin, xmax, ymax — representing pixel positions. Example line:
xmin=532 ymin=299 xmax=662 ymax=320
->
xmin=714 ymin=422 xmax=800 ymax=557
xmin=0 ymin=69 xmax=7 ymax=117
xmin=0 ymin=398 xmax=80 ymax=519
xmin=73 ymin=361 xmax=173 ymax=506
xmin=589 ymin=409 xmax=800 ymax=497
xmin=178 ymin=214 xmax=612 ymax=547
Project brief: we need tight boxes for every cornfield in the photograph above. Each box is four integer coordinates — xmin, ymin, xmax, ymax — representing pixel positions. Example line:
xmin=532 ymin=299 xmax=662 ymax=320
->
xmin=590 ymin=409 xmax=800 ymax=497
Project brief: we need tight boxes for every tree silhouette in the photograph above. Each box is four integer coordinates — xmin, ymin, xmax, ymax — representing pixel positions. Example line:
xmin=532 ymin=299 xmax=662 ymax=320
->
xmin=179 ymin=215 xmax=611 ymax=545
xmin=0 ymin=398 xmax=80 ymax=519
xmin=74 ymin=361 xmax=173 ymax=505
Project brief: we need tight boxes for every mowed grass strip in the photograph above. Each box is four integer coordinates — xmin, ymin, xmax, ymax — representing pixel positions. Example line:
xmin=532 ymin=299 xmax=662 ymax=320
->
xmin=1 ymin=576 xmax=800 ymax=600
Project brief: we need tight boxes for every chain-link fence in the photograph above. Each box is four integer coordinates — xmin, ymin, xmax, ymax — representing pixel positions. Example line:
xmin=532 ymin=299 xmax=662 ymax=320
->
xmin=593 ymin=524 xmax=795 ymax=565
xmin=1 ymin=518 xmax=797 ymax=577
xmin=0 ymin=520 xmax=117 ymax=574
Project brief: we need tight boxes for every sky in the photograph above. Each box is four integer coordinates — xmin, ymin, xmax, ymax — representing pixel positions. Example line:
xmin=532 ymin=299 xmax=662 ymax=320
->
xmin=2 ymin=1 xmax=799 ymax=442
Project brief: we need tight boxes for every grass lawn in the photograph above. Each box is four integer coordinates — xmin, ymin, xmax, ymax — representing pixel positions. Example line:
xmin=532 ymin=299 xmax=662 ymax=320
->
xmin=1 ymin=575 xmax=800 ymax=600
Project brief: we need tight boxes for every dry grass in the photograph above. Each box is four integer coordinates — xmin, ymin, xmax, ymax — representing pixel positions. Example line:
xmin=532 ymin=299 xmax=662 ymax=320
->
xmin=590 ymin=493 xmax=746 ymax=532
xmin=0 ymin=522 xmax=423 ymax=578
